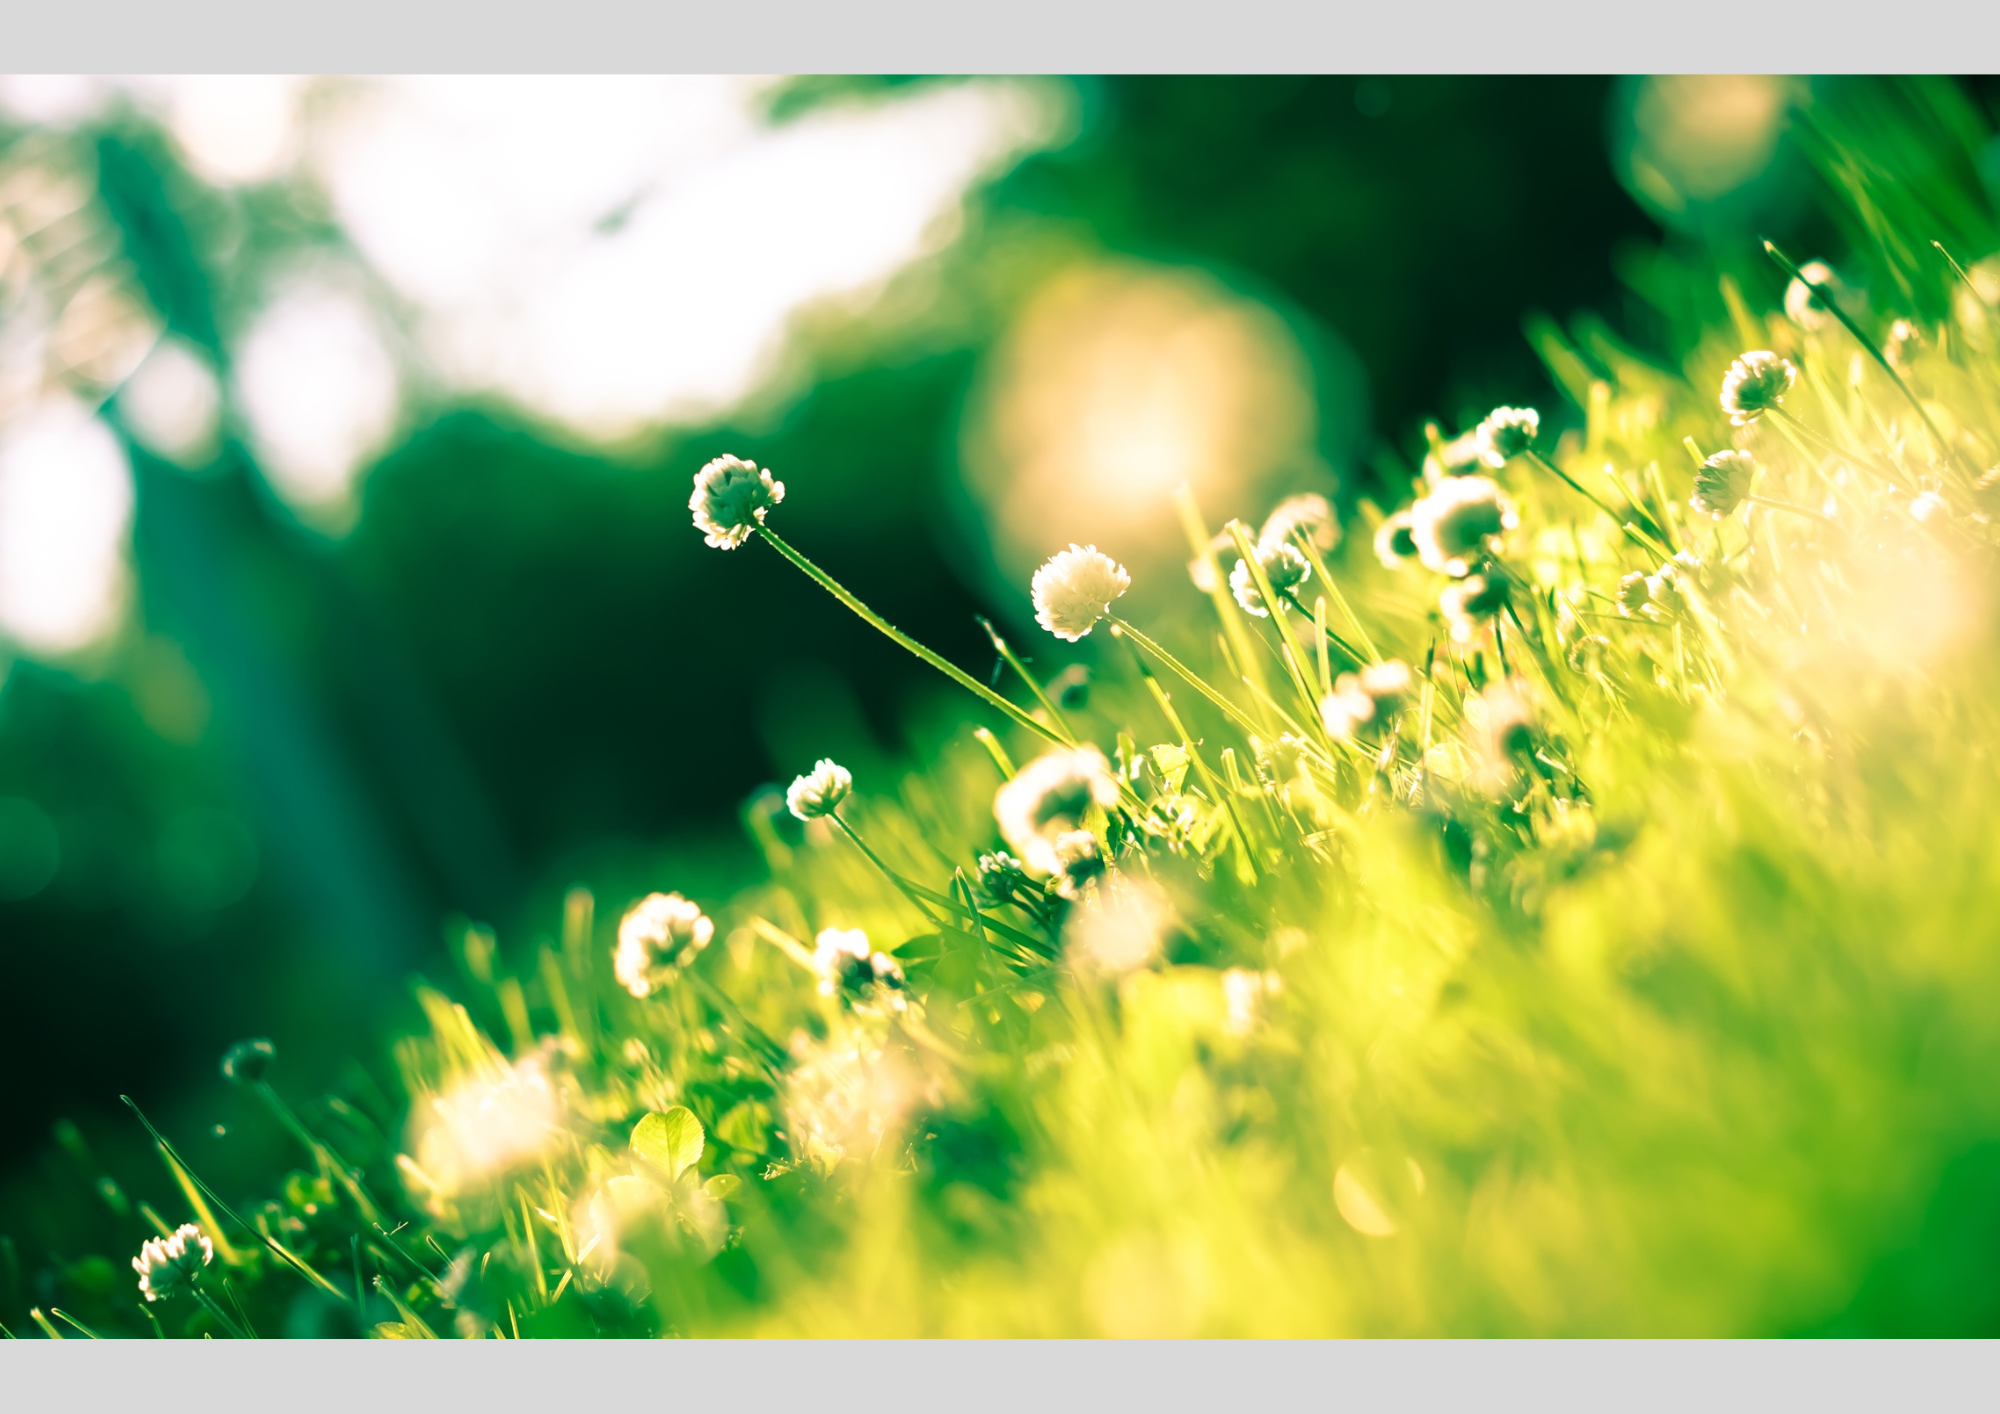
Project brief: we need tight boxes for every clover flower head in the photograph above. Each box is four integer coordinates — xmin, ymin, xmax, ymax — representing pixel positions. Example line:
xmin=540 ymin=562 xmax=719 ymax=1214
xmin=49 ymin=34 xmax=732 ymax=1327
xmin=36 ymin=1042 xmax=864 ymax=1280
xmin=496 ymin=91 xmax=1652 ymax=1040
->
xmin=1691 ymin=449 xmax=1756 ymax=518
xmin=1467 ymin=678 xmax=1536 ymax=792
xmin=994 ymin=746 xmax=1119 ymax=877
xmin=1222 ymin=968 xmax=1282 ymax=1037
xmin=1374 ymin=510 xmax=1419 ymax=569
xmin=1063 ymin=875 xmax=1175 ymax=977
xmin=1783 ymin=260 xmax=1842 ymax=331
xmin=134 ymin=1223 xmax=213 ymax=1302
xmin=1440 ymin=573 xmax=1509 ymax=644
xmin=1260 ymin=732 xmax=1310 ymax=785
xmin=1258 ymin=493 xmax=1339 ymax=554
xmin=786 ymin=759 xmax=853 ymax=821
xmin=1050 ymin=829 xmax=1106 ymax=900
xmin=407 ymin=1049 xmax=566 ymax=1205
xmin=1886 ymin=318 xmax=1922 ymax=368
xmin=1645 ymin=565 xmax=1688 ymax=621
xmin=1229 ymin=541 xmax=1311 ymax=618
xmin=1410 ymin=476 xmax=1516 ymax=576
xmin=976 ymin=850 xmax=1032 ymax=904
xmin=1615 ymin=570 xmax=1653 ymax=617
xmin=1425 ymin=428 xmax=1485 ymax=481
xmin=812 ymin=927 xmax=904 ymax=1006
xmin=614 ymin=892 xmax=715 ymax=999
xmin=1320 ymin=659 xmax=1414 ymax=740
xmin=1032 ymin=544 xmax=1131 ymax=641
xmin=690 ymin=454 xmax=784 ymax=549
xmin=221 ymin=1037 xmax=275 ymax=1084
xmin=1910 ymin=490 xmax=1950 ymax=525
xmin=1720 ymin=351 xmax=1796 ymax=424
xmin=1476 ymin=407 xmax=1540 ymax=467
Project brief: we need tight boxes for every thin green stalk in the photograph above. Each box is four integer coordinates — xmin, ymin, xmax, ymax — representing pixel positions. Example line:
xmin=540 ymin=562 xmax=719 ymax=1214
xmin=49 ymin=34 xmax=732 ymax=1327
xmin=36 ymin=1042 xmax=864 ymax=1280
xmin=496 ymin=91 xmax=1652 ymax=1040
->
xmin=1528 ymin=451 xmax=1671 ymax=558
xmin=122 ymin=1096 xmax=351 ymax=1304
xmin=1227 ymin=521 xmax=1328 ymax=738
xmin=756 ymin=526 xmax=1064 ymax=748
xmin=1107 ymin=617 xmax=1264 ymax=740
xmin=1289 ymin=528 xmax=1379 ymax=663
xmin=1279 ymin=589 xmax=1367 ymax=669
xmin=1746 ymin=494 xmax=1846 ymax=531
xmin=48 ymin=1308 xmax=101 ymax=1339
xmin=1764 ymin=239 xmax=1967 ymax=478
xmin=192 ymin=1290 xmax=250 ymax=1339
xmin=976 ymin=617 xmax=1079 ymax=745
xmin=1136 ymin=665 xmax=1259 ymax=884
xmin=830 ymin=814 xmax=948 ymax=927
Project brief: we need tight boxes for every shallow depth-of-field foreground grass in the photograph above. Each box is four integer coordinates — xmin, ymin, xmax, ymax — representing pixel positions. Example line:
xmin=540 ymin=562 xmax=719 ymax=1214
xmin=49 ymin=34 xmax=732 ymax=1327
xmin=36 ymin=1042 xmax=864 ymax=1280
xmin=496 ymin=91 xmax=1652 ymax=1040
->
xmin=18 ymin=83 xmax=2000 ymax=1339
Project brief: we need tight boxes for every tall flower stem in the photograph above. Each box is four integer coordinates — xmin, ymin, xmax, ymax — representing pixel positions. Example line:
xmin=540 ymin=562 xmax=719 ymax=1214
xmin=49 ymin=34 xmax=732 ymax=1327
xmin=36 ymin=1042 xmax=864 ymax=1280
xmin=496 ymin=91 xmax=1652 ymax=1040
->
xmin=1107 ymin=617 xmax=1263 ymax=739
xmin=755 ymin=526 xmax=1066 ymax=749
xmin=1528 ymin=451 xmax=1672 ymax=558
xmin=1763 ymin=240 xmax=1968 ymax=480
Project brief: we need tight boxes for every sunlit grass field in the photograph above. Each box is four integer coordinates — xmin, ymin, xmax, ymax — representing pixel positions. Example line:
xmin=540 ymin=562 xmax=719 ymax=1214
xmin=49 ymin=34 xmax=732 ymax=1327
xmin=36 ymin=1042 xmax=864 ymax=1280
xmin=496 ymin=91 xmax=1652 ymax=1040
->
xmin=15 ymin=79 xmax=2000 ymax=1340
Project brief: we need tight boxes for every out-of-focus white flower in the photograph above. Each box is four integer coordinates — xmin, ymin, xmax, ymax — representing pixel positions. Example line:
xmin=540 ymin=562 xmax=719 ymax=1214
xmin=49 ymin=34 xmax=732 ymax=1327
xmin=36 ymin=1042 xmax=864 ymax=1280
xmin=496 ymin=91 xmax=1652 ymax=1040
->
xmin=1258 ymin=492 xmax=1338 ymax=554
xmin=1720 ymin=351 xmax=1796 ymax=425
xmin=1475 ymin=407 xmax=1539 ymax=467
xmin=1050 ymin=828 xmax=1106 ymax=900
xmin=1440 ymin=573 xmax=1508 ymax=644
xmin=783 ymin=1030 xmax=929 ymax=1171
xmin=690 ymin=453 xmax=784 ymax=549
xmin=1691 ymin=449 xmax=1756 ymax=518
xmin=785 ymin=759 xmax=852 ymax=820
xmin=1031 ymin=543 xmax=1130 ymax=641
xmin=1783 ymin=260 xmax=1846 ymax=331
xmin=1228 ymin=540 xmax=1311 ymax=618
xmin=1615 ymin=570 xmax=1653 ymax=618
xmin=1910 ymin=490 xmax=1950 ymax=525
xmin=614 ymin=892 xmax=715 ymax=998
xmin=994 ymin=746 xmax=1120 ymax=876
xmin=1885 ymin=318 xmax=1922 ymax=368
xmin=407 ymin=1051 xmax=565 ymax=1200
xmin=1410 ymin=476 xmax=1516 ymax=577
xmin=1424 ymin=429 xmax=1485 ymax=481
xmin=1064 ymin=874 xmax=1175 ymax=976
xmin=1467 ymin=678 xmax=1536 ymax=793
xmin=1222 ymin=967 xmax=1282 ymax=1037
xmin=134 ymin=1223 xmax=213 ymax=1302
xmin=1320 ymin=659 xmax=1414 ymax=740
xmin=811 ymin=927 xmax=907 ymax=1008
xmin=1373 ymin=510 xmax=1419 ymax=569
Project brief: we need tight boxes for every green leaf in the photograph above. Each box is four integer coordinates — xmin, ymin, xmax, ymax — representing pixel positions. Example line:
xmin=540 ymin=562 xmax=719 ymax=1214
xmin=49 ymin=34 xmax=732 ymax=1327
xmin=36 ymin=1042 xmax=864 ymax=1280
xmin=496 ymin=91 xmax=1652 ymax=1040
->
xmin=702 ymin=1173 xmax=742 ymax=1201
xmin=632 ymin=1107 xmax=704 ymax=1182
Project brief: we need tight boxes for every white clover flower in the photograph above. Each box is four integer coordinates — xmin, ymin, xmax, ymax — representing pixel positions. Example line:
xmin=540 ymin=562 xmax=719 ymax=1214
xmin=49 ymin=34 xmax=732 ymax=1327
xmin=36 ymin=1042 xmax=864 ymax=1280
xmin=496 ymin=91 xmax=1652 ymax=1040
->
xmin=1063 ymin=874 xmax=1175 ymax=977
xmin=1409 ymin=476 xmax=1516 ymax=576
xmin=1691 ymin=450 xmax=1756 ymax=518
xmin=1258 ymin=492 xmax=1339 ymax=554
xmin=1031 ymin=544 xmax=1131 ymax=641
xmin=786 ymin=759 xmax=852 ymax=821
xmin=613 ymin=892 xmax=715 ymax=999
xmin=1373 ymin=510 xmax=1419 ymax=569
xmin=1439 ymin=573 xmax=1508 ymax=644
xmin=405 ymin=1050 xmax=566 ymax=1205
xmin=1475 ymin=407 xmax=1540 ymax=467
xmin=1467 ymin=678 xmax=1536 ymax=793
xmin=134 ymin=1223 xmax=213 ymax=1302
xmin=994 ymin=745 xmax=1120 ymax=877
xmin=1615 ymin=570 xmax=1653 ymax=618
xmin=1783 ymin=260 xmax=1842 ymax=331
xmin=1909 ymin=490 xmax=1950 ymax=525
xmin=812 ymin=926 xmax=873 ymax=997
xmin=1720 ymin=351 xmax=1797 ymax=425
xmin=690 ymin=454 xmax=784 ymax=549
xmin=781 ymin=1031 xmax=924 ymax=1172
xmin=811 ymin=927 xmax=905 ymax=1007
xmin=1222 ymin=967 xmax=1282 ymax=1037
xmin=1885 ymin=318 xmax=1922 ymax=368
xmin=1229 ymin=541 xmax=1311 ymax=618
xmin=1050 ymin=828 xmax=1106 ymax=900
xmin=1185 ymin=531 xmax=1235 ymax=593
xmin=1319 ymin=659 xmax=1414 ymax=741
xmin=1424 ymin=429 xmax=1485 ymax=481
